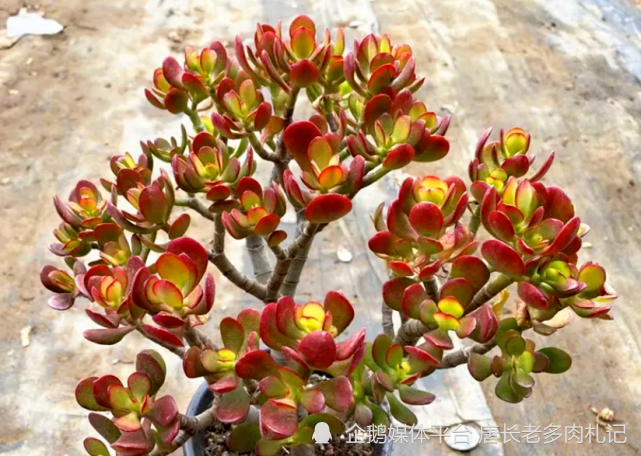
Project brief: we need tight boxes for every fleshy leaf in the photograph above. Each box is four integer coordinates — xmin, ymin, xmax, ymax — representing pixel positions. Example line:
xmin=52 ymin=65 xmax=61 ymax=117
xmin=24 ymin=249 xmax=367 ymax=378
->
xmin=235 ymin=349 xmax=280 ymax=380
xmin=76 ymin=377 xmax=108 ymax=411
xmin=260 ymin=398 xmax=298 ymax=440
xmin=481 ymin=240 xmax=525 ymax=277
xmin=537 ymin=347 xmax=572 ymax=374
xmin=401 ymin=283 xmax=427 ymax=320
xmin=323 ymin=291 xmax=354 ymax=335
xmin=259 ymin=376 xmax=287 ymax=398
xmin=216 ymin=385 xmax=251 ymax=424
xmin=140 ymin=324 xmax=184 ymax=348
xmin=300 ymin=413 xmax=346 ymax=435
xmin=304 ymin=194 xmax=352 ymax=223
xmin=83 ymin=438 xmax=110 ymax=456
xmin=317 ymin=376 xmax=354 ymax=413
xmin=135 ymin=350 xmax=166 ymax=396
xmin=283 ymin=121 xmax=321 ymax=173
xmin=383 ymin=277 xmax=416 ymax=312
xmin=228 ymin=423 xmax=261 ymax=453
xmin=495 ymin=373 xmax=522 ymax=403
xmin=83 ymin=326 xmax=134 ymax=346
xmin=88 ymin=413 xmax=121 ymax=444
xmin=127 ymin=372 xmax=151 ymax=401
xmin=146 ymin=395 xmax=179 ymax=427
xmin=299 ymin=331 xmax=337 ymax=369
xmin=518 ymin=282 xmax=551 ymax=310
xmin=260 ymin=303 xmax=297 ymax=350
xmin=398 ymin=385 xmax=436 ymax=405
xmin=468 ymin=353 xmax=492 ymax=381
xmin=220 ymin=317 xmax=245 ymax=353
xmin=300 ymin=389 xmax=325 ymax=414
xmin=372 ymin=334 xmax=393 ymax=369
xmin=386 ymin=392 xmax=418 ymax=425
xmin=383 ymin=144 xmax=415 ymax=169
xmin=450 ymin=255 xmax=490 ymax=292
xmin=408 ymin=202 xmax=443 ymax=238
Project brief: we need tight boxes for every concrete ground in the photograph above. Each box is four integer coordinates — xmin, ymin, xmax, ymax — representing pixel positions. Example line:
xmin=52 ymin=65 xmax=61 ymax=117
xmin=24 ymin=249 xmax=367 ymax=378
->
xmin=1 ymin=0 xmax=641 ymax=455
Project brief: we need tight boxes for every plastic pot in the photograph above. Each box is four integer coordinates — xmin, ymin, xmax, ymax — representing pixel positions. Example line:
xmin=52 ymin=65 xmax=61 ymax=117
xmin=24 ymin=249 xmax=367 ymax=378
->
xmin=183 ymin=382 xmax=393 ymax=456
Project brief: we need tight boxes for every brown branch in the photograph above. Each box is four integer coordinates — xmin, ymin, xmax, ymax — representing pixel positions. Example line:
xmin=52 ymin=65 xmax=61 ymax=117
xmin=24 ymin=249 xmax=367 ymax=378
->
xmin=361 ymin=165 xmax=391 ymax=188
xmin=280 ymin=222 xmax=319 ymax=297
xmin=468 ymin=204 xmax=481 ymax=236
xmin=246 ymin=235 xmax=272 ymax=284
xmin=438 ymin=341 xmax=496 ymax=369
xmin=382 ymin=301 xmax=395 ymax=338
xmin=265 ymin=244 xmax=290 ymax=303
xmin=467 ymin=274 xmax=514 ymax=312
xmin=175 ymin=198 xmax=215 ymax=221
xmin=394 ymin=274 xmax=514 ymax=347
xmin=149 ymin=409 xmax=217 ymax=456
xmin=208 ymin=215 xmax=267 ymax=300
xmin=185 ymin=325 xmax=217 ymax=350
xmin=394 ymin=319 xmax=431 ymax=346
xmin=276 ymin=87 xmax=300 ymax=159
xmin=271 ymin=87 xmax=300 ymax=185
xmin=247 ymin=132 xmax=279 ymax=162
xmin=423 ymin=276 xmax=440 ymax=302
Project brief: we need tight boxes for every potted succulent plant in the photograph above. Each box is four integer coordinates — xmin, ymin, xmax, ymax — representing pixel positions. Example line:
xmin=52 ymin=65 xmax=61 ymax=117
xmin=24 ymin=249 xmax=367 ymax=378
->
xmin=41 ymin=14 xmax=617 ymax=456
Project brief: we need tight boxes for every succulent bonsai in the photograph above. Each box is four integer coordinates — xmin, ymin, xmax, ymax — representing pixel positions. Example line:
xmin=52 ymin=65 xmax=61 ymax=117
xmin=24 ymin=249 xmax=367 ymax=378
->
xmin=41 ymin=15 xmax=617 ymax=456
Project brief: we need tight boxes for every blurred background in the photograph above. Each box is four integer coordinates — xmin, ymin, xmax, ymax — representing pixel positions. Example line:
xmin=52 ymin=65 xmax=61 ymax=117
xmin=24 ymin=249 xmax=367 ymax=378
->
xmin=1 ymin=0 xmax=641 ymax=455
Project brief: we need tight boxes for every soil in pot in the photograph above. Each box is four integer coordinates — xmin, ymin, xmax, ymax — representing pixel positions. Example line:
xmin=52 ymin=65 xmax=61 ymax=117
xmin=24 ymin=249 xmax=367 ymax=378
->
xmin=203 ymin=421 xmax=374 ymax=456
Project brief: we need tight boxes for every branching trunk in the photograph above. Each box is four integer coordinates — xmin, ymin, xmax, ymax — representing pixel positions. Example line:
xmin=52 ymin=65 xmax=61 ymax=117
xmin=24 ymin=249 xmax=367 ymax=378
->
xmin=438 ymin=341 xmax=496 ymax=369
xmin=208 ymin=215 xmax=268 ymax=300
xmin=382 ymin=301 xmax=395 ymax=338
xmin=280 ymin=239 xmax=313 ymax=297
xmin=394 ymin=274 xmax=514 ymax=347
xmin=423 ymin=276 xmax=440 ymax=302
xmin=246 ymin=235 xmax=272 ymax=284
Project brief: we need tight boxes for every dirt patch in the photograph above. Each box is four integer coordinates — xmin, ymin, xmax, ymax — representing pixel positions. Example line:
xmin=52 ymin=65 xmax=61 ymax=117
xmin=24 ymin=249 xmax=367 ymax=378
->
xmin=203 ymin=420 xmax=374 ymax=456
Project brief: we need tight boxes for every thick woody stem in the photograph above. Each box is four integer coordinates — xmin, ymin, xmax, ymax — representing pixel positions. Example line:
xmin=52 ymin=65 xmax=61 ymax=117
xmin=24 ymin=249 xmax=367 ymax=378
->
xmin=271 ymin=87 xmax=300 ymax=184
xmin=186 ymin=106 xmax=205 ymax=133
xmin=208 ymin=214 xmax=268 ymax=300
xmin=394 ymin=274 xmax=513 ymax=347
xmin=246 ymin=235 xmax=272 ymax=284
xmin=276 ymin=87 xmax=300 ymax=159
xmin=423 ymin=276 xmax=440 ymax=302
xmin=175 ymin=198 xmax=215 ymax=221
xmin=149 ymin=409 xmax=217 ymax=455
xmin=185 ymin=325 xmax=216 ymax=349
xmin=394 ymin=319 xmax=431 ymax=346
xmin=265 ymin=245 xmax=291 ymax=303
xmin=468 ymin=205 xmax=481 ymax=236
xmin=438 ymin=341 xmax=496 ymax=369
xmin=247 ymin=132 xmax=279 ymax=162
xmin=280 ymin=222 xmax=319 ymax=297
xmin=467 ymin=274 xmax=514 ymax=312
xmin=382 ymin=301 xmax=395 ymax=338
xmin=140 ymin=231 xmax=157 ymax=263
xmin=177 ymin=410 xmax=216 ymax=436
xmin=361 ymin=165 xmax=392 ymax=189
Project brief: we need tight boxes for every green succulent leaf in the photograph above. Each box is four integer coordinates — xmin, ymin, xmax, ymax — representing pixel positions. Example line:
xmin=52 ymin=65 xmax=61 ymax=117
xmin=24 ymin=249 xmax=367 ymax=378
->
xmin=228 ymin=423 xmax=261 ymax=453
xmin=537 ymin=347 xmax=572 ymax=374
xmin=386 ymin=392 xmax=418 ymax=426
xmin=468 ymin=353 xmax=492 ymax=382
xmin=495 ymin=373 xmax=523 ymax=403
xmin=83 ymin=438 xmax=110 ymax=456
